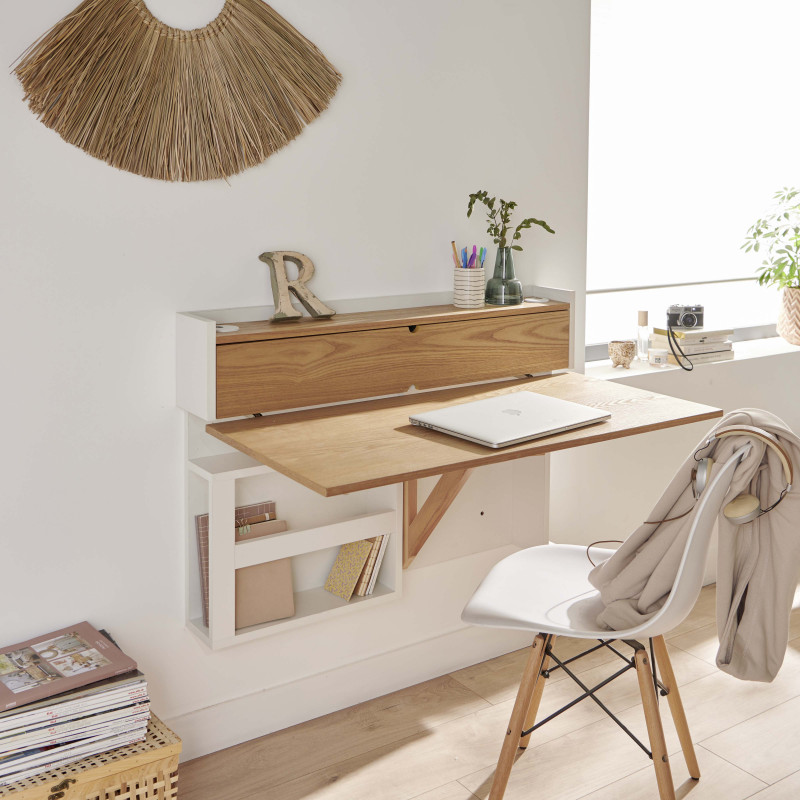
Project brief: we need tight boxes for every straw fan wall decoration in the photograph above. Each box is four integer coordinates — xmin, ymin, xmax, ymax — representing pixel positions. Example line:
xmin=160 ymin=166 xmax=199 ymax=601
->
xmin=14 ymin=0 xmax=342 ymax=181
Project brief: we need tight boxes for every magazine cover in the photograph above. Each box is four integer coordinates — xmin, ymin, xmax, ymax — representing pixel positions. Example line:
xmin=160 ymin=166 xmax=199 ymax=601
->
xmin=0 ymin=623 xmax=137 ymax=711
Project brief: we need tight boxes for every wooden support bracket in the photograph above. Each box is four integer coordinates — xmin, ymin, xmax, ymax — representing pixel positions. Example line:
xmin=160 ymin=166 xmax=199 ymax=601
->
xmin=403 ymin=469 xmax=473 ymax=568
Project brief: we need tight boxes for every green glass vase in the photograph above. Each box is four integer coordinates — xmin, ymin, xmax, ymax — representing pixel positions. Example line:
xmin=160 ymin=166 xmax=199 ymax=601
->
xmin=485 ymin=247 xmax=523 ymax=305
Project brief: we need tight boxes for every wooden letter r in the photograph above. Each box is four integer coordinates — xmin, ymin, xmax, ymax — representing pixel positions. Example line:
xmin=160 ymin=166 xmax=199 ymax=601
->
xmin=259 ymin=251 xmax=336 ymax=321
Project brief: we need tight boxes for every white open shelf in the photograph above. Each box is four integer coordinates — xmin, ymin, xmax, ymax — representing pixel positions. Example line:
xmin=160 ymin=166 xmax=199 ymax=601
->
xmin=188 ymin=580 xmax=397 ymax=649
xmin=186 ymin=447 xmax=401 ymax=649
xmin=233 ymin=511 xmax=394 ymax=567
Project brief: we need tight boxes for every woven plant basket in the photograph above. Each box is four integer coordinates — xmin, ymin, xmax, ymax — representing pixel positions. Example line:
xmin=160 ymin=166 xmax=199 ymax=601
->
xmin=777 ymin=287 xmax=800 ymax=346
xmin=14 ymin=0 xmax=341 ymax=182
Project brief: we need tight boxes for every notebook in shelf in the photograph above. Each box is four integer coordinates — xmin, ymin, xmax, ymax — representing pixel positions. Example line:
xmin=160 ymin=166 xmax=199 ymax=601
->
xmin=235 ymin=518 xmax=287 ymax=542
xmin=234 ymin=560 xmax=294 ymax=629
xmin=366 ymin=533 xmax=391 ymax=595
xmin=195 ymin=500 xmax=282 ymax=628
xmin=353 ymin=537 xmax=382 ymax=597
xmin=324 ymin=540 xmax=373 ymax=601
xmin=353 ymin=534 xmax=391 ymax=597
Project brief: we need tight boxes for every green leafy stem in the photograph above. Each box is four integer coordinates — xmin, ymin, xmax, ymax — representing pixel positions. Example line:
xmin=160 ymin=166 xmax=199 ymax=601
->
xmin=467 ymin=190 xmax=554 ymax=251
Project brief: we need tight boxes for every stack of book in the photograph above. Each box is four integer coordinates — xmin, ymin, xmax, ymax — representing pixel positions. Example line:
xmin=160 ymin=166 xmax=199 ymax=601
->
xmin=0 ymin=622 xmax=148 ymax=785
xmin=324 ymin=535 xmax=391 ymax=601
xmin=650 ymin=327 xmax=734 ymax=366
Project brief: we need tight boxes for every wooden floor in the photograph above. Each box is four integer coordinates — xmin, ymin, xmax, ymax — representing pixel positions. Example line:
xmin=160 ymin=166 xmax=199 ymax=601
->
xmin=180 ymin=585 xmax=800 ymax=800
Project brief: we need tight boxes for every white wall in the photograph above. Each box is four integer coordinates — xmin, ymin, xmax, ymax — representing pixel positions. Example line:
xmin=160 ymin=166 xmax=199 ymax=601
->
xmin=0 ymin=0 xmax=590 ymax=759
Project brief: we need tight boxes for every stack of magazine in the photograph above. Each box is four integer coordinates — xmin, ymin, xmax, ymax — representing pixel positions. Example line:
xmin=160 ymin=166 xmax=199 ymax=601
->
xmin=0 ymin=622 xmax=148 ymax=785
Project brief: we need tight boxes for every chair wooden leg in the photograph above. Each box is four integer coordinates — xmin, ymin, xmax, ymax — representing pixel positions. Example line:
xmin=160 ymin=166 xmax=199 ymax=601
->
xmin=634 ymin=646 xmax=676 ymax=800
xmin=488 ymin=633 xmax=549 ymax=800
xmin=519 ymin=638 xmax=553 ymax=750
xmin=652 ymin=635 xmax=701 ymax=780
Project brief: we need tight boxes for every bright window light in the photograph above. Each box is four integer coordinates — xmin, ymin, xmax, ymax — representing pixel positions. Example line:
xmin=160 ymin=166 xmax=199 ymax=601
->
xmin=587 ymin=0 xmax=800 ymax=343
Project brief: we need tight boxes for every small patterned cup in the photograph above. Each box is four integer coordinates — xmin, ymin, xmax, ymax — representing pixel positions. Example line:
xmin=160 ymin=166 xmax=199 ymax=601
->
xmin=608 ymin=340 xmax=636 ymax=368
xmin=453 ymin=267 xmax=485 ymax=309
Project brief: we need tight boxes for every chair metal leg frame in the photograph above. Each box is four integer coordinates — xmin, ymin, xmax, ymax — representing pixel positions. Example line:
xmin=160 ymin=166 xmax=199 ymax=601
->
xmin=527 ymin=641 xmax=650 ymax=756
xmin=488 ymin=636 xmax=694 ymax=800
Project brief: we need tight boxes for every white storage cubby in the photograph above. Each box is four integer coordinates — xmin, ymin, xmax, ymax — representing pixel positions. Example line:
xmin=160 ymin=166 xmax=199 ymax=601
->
xmin=185 ymin=424 xmax=401 ymax=650
xmin=177 ymin=288 xmax=573 ymax=650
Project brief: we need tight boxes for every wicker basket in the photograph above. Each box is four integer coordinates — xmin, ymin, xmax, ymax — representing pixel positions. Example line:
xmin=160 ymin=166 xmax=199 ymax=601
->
xmin=0 ymin=715 xmax=181 ymax=800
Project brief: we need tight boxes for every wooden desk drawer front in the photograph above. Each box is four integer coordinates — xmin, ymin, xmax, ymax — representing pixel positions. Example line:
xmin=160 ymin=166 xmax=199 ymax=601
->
xmin=216 ymin=309 xmax=569 ymax=417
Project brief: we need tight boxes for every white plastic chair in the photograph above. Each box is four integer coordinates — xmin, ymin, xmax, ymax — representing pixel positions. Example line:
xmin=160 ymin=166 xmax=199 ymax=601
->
xmin=461 ymin=445 xmax=748 ymax=800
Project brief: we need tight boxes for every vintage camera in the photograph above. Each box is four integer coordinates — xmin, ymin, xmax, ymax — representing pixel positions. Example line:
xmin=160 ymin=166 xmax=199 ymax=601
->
xmin=666 ymin=303 xmax=704 ymax=328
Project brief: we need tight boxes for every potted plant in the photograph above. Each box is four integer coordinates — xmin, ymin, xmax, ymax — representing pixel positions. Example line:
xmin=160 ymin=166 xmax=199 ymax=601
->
xmin=743 ymin=187 xmax=800 ymax=345
xmin=467 ymin=190 xmax=555 ymax=305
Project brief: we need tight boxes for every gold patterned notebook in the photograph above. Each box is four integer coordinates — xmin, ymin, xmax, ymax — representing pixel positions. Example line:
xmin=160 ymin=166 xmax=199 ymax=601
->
xmin=324 ymin=540 xmax=373 ymax=601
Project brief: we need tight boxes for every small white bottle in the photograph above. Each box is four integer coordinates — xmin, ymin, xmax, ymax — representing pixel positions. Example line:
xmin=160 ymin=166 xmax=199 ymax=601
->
xmin=636 ymin=310 xmax=649 ymax=361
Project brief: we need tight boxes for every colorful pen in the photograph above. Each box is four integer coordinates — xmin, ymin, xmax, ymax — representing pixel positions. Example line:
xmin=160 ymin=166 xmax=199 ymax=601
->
xmin=451 ymin=243 xmax=488 ymax=268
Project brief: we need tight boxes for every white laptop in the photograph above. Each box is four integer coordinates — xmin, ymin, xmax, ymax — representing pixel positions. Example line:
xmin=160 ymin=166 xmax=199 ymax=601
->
xmin=409 ymin=391 xmax=611 ymax=448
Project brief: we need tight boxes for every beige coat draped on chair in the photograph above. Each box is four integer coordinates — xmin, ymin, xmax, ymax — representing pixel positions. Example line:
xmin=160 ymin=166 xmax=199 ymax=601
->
xmin=589 ymin=408 xmax=800 ymax=682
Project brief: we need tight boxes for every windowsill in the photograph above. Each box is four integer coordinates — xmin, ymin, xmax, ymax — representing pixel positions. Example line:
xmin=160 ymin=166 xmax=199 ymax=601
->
xmin=585 ymin=336 xmax=799 ymax=381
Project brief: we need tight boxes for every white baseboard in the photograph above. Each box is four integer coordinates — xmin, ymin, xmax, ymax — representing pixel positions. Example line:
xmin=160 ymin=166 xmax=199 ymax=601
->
xmin=166 ymin=625 xmax=531 ymax=761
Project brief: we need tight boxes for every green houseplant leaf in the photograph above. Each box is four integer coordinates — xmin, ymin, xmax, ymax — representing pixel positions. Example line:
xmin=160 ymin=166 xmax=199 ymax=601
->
xmin=466 ymin=191 xmax=555 ymax=251
xmin=743 ymin=188 xmax=800 ymax=289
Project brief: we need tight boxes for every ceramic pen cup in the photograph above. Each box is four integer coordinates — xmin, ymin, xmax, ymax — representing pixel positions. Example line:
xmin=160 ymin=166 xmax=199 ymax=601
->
xmin=453 ymin=267 xmax=485 ymax=309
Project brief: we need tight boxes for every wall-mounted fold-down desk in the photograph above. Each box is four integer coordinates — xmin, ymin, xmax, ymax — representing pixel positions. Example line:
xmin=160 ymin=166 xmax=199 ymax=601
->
xmin=182 ymin=299 xmax=722 ymax=570
xmin=178 ymin=297 xmax=721 ymax=646
xmin=207 ymin=371 xmax=721 ymax=567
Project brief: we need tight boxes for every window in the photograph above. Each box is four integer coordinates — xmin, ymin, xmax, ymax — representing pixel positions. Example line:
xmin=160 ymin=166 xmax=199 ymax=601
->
xmin=586 ymin=0 xmax=800 ymax=349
